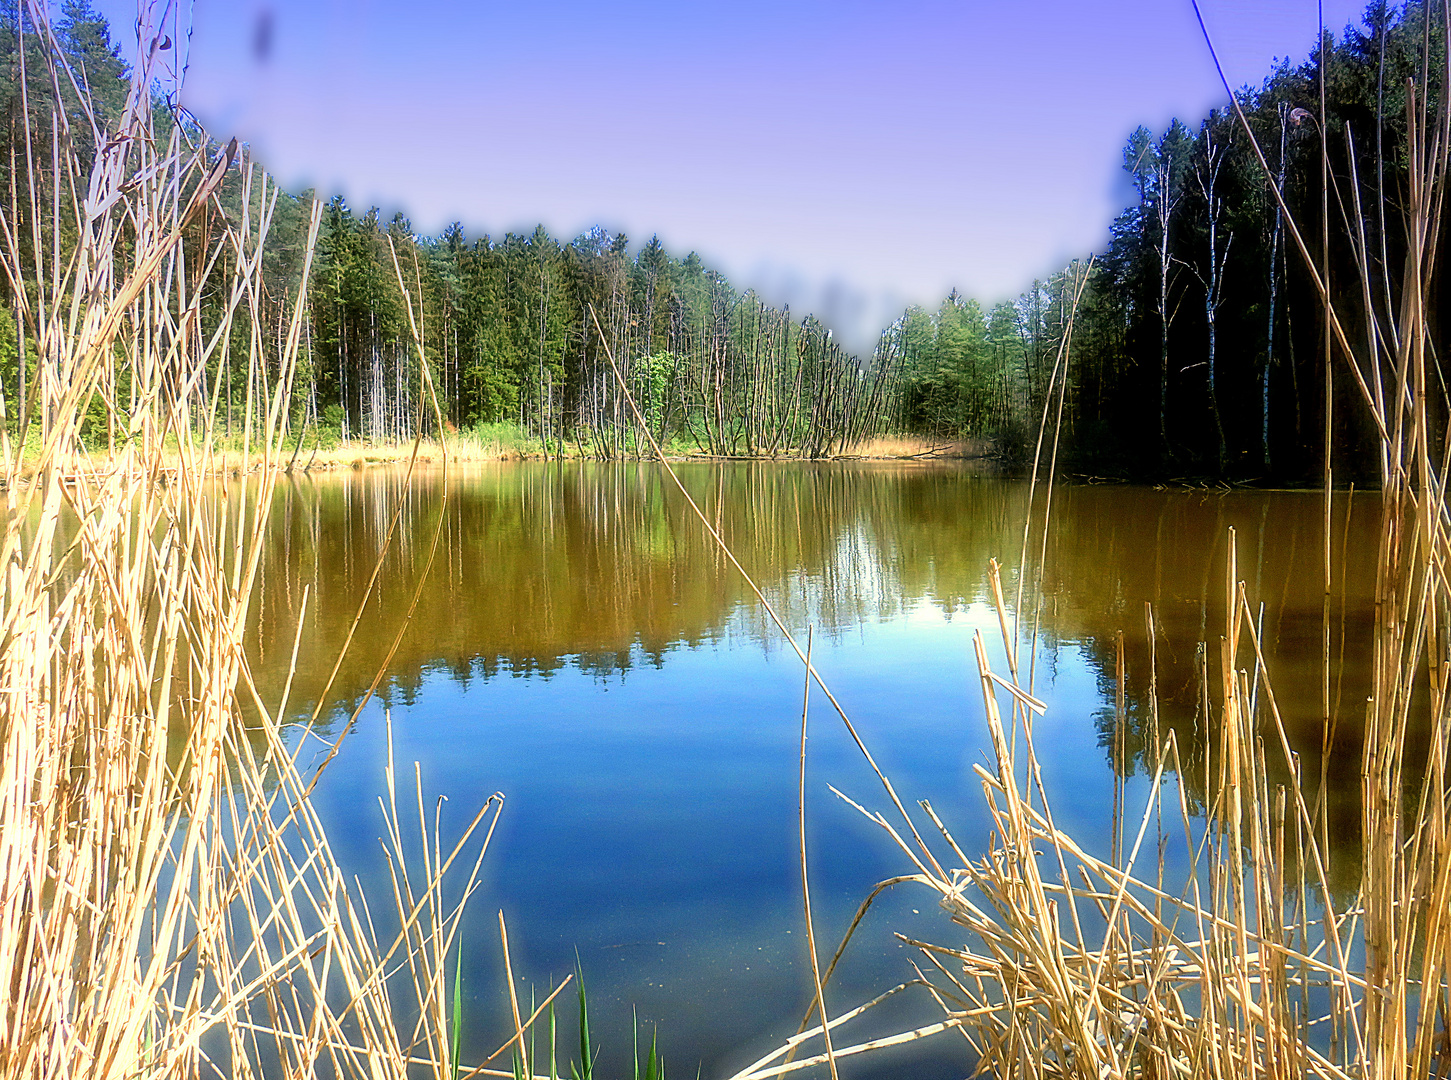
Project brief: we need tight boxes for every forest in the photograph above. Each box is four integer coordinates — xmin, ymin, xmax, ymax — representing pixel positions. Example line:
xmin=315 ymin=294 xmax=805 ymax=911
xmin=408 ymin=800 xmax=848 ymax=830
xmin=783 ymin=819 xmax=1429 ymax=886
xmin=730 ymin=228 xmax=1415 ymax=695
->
xmin=0 ymin=1 xmax=1444 ymax=477
xmin=892 ymin=0 xmax=1448 ymax=482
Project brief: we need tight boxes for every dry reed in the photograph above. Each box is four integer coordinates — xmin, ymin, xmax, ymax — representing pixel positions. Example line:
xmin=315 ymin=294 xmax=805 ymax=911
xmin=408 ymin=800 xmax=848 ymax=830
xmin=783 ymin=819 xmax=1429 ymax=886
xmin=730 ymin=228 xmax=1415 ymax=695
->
xmin=712 ymin=7 xmax=1451 ymax=1076
xmin=0 ymin=5 xmax=516 ymax=1079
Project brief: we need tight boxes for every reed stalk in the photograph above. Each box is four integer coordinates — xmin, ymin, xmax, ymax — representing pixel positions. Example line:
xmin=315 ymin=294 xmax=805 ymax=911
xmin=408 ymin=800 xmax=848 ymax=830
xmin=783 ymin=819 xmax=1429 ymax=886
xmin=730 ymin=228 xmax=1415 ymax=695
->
xmin=0 ymin=5 xmax=509 ymax=1078
xmin=718 ymin=6 xmax=1451 ymax=1073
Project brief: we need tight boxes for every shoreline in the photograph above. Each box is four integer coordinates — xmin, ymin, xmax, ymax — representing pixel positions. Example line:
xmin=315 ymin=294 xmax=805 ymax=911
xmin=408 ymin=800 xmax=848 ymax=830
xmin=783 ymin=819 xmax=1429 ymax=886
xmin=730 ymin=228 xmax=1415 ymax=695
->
xmin=10 ymin=433 xmax=999 ymax=480
xmin=281 ymin=433 xmax=995 ymax=470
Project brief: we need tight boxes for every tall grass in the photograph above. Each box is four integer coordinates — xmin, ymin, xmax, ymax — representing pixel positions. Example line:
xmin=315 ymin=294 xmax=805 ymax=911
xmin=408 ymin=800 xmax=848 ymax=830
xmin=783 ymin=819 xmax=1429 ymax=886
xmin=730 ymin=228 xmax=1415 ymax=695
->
xmin=0 ymin=5 xmax=509 ymax=1079
xmin=771 ymin=10 xmax=1450 ymax=1078
xmin=596 ymin=7 xmax=1451 ymax=1076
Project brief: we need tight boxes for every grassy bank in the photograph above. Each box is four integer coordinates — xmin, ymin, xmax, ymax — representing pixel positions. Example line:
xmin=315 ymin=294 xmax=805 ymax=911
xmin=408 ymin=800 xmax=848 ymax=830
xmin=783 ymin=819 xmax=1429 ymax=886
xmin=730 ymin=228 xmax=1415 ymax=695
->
xmin=280 ymin=431 xmax=993 ymax=468
xmin=8 ymin=428 xmax=996 ymax=477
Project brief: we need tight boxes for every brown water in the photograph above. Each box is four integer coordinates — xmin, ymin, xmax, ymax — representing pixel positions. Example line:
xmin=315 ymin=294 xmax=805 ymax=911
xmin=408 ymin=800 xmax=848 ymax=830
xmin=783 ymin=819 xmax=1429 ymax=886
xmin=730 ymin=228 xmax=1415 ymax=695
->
xmin=247 ymin=462 xmax=1376 ymax=1078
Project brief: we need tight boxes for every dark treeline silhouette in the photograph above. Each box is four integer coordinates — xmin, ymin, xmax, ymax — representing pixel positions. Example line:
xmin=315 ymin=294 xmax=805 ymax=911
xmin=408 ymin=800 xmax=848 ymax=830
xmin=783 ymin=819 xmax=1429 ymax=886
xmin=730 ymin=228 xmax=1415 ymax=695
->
xmin=891 ymin=0 xmax=1446 ymax=481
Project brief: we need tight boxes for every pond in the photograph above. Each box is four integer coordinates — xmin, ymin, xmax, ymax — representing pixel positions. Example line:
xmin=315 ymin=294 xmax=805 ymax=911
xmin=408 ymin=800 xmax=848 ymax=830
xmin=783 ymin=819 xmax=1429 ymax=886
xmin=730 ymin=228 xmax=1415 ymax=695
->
xmin=245 ymin=462 xmax=1375 ymax=1079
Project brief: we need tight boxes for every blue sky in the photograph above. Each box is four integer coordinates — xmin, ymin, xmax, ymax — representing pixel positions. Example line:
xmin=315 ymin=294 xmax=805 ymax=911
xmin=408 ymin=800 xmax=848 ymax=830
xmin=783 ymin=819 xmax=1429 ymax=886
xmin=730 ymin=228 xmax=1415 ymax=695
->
xmin=100 ymin=0 xmax=1370 ymax=347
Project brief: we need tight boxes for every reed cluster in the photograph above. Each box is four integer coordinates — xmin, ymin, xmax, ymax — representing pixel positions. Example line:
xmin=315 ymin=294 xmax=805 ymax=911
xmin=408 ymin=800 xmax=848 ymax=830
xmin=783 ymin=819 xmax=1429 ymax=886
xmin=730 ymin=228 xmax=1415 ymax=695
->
xmin=713 ymin=9 xmax=1451 ymax=1079
xmin=6 ymin=0 xmax=1449 ymax=1076
xmin=0 ymin=6 xmax=500 ymax=1079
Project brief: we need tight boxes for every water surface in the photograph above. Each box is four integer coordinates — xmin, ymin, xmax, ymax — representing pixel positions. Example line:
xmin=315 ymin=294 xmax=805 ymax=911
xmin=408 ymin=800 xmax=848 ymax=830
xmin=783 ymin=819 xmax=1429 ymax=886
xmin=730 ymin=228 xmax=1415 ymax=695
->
xmin=247 ymin=463 xmax=1374 ymax=1078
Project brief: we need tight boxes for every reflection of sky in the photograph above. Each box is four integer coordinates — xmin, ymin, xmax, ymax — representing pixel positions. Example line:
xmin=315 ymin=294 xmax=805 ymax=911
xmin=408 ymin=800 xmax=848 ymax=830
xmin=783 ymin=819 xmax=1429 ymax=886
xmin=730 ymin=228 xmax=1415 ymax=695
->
xmin=304 ymin=596 xmax=1115 ymax=1079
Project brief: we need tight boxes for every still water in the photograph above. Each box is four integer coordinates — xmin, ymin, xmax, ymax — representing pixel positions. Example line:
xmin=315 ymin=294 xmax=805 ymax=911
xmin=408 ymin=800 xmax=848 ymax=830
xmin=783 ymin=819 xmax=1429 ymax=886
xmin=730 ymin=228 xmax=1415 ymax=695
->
xmin=246 ymin=462 xmax=1374 ymax=1078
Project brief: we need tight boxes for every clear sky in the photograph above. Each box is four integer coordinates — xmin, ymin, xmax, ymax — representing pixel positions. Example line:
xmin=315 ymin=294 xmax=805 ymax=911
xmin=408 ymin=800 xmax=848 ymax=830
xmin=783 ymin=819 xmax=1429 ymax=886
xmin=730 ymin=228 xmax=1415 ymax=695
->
xmin=99 ymin=0 xmax=1370 ymax=348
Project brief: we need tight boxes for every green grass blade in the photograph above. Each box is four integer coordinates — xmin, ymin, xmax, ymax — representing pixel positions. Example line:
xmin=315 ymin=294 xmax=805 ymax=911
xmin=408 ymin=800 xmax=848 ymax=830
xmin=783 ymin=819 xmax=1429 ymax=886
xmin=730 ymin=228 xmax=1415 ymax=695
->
xmin=451 ymin=937 xmax=464 ymax=1080
xmin=576 ymin=969 xmax=591 ymax=1080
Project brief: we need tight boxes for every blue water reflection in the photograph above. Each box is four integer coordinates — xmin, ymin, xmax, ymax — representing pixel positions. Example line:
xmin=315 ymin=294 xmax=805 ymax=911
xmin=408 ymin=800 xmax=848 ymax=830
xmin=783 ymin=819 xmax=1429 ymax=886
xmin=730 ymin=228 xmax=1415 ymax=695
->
xmin=252 ymin=465 xmax=1364 ymax=1077
xmin=301 ymin=598 xmax=1108 ymax=1078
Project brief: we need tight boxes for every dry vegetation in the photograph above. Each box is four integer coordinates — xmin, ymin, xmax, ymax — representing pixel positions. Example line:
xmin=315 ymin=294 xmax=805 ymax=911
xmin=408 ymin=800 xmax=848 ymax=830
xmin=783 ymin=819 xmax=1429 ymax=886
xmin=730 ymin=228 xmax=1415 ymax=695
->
xmin=41 ymin=430 xmax=985 ymax=479
xmin=4 ymin=0 xmax=1450 ymax=1077
xmin=834 ymin=435 xmax=991 ymax=461
xmin=0 ymin=7 xmax=512 ymax=1079
xmin=711 ymin=7 xmax=1451 ymax=1078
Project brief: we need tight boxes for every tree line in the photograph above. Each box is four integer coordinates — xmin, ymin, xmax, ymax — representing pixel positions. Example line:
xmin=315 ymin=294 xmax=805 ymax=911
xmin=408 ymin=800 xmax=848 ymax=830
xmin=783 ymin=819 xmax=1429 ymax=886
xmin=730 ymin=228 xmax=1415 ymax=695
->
xmin=304 ymin=209 xmax=899 ymax=457
xmin=894 ymin=0 xmax=1446 ymax=481
xmin=0 ymin=0 xmax=907 ymax=460
xmin=1 ymin=1 xmax=1442 ymax=474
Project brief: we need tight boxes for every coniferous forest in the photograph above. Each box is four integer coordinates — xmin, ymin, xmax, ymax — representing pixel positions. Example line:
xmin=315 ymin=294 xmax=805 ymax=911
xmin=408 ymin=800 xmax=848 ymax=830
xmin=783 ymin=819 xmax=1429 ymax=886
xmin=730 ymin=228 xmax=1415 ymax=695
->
xmin=0 ymin=1 xmax=1444 ymax=478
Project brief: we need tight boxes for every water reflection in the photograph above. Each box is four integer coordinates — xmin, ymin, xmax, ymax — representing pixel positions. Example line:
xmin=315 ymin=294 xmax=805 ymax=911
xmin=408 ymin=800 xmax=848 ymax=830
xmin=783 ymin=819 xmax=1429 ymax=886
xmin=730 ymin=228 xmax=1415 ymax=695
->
xmin=246 ymin=464 xmax=1378 ymax=1076
xmin=250 ymin=463 xmax=1031 ymax=714
xmin=1034 ymin=485 xmax=1378 ymax=893
xmin=253 ymin=467 xmax=1373 ymax=774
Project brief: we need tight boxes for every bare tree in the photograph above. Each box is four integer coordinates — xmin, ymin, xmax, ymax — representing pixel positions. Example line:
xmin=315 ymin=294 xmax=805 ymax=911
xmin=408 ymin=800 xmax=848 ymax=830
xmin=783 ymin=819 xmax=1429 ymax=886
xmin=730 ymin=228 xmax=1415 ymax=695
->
xmin=1188 ymin=115 xmax=1234 ymax=472
xmin=1264 ymin=102 xmax=1290 ymax=470
xmin=1152 ymin=135 xmax=1187 ymax=454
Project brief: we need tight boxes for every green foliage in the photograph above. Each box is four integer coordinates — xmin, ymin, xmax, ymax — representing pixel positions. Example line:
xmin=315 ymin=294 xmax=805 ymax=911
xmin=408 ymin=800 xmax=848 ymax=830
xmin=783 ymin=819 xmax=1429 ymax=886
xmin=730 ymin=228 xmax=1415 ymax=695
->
xmin=451 ymin=939 xmax=464 ymax=1080
xmin=879 ymin=3 xmax=1449 ymax=479
xmin=58 ymin=0 xmax=127 ymax=126
xmin=570 ymin=971 xmax=593 ymax=1080
xmin=439 ymin=953 xmax=662 ymax=1080
xmin=0 ymin=306 xmax=16 ymax=388
xmin=231 ymin=186 xmax=892 ymax=458
xmin=631 ymin=1009 xmax=662 ymax=1080
xmin=0 ymin=0 xmax=903 ymax=464
xmin=896 ymin=291 xmax=1018 ymax=439
xmin=632 ymin=352 xmax=675 ymax=433
xmin=9 ymin=0 xmax=1430 ymax=477
xmin=456 ymin=420 xmax=534 ymax=456
xmin=549 ymin=1000 xmax=558 ymax=1080
xmin=1060 ymin=5 xmax=1445 ymax=479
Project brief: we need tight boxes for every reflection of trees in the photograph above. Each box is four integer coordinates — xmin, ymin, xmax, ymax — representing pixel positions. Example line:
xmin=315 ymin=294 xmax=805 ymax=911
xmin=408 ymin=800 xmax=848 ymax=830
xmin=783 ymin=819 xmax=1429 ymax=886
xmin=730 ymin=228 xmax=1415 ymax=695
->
xmin=247 ymin=462 xmax=1029 ymax=722
xmin=1043 ymin=486 xmax=1384 ymax=895
xmin=247 ymin=469 xmax=1397 ymax=888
